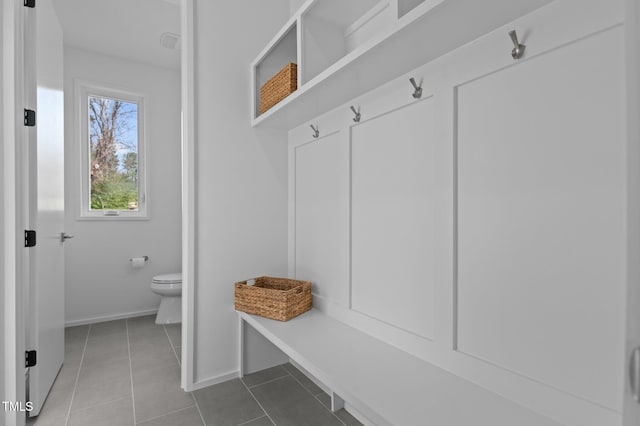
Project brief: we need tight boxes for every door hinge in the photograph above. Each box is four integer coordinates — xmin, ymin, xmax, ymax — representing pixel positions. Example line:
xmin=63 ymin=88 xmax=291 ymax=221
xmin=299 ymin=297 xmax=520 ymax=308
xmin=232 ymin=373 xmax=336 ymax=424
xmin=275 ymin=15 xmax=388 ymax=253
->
xmin=24 ymin=109 xmax=36 ymax=127
xmin=24 ymin=0 xmax=35 ymax=8
xmin=24 ymin=230 xmax=36 ymax=248
xmin=25 ymin=350 xmax=36 ymax=368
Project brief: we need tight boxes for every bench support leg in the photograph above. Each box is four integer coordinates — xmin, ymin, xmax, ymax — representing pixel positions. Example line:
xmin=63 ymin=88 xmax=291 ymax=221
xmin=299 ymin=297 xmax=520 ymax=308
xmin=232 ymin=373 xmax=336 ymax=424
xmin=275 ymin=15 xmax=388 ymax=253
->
xmin=331 ymin=392 xmax=345 ymax=412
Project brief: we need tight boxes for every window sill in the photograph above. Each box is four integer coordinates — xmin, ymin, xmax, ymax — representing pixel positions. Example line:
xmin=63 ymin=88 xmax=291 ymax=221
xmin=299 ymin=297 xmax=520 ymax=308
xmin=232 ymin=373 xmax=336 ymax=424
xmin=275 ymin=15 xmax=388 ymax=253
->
xmin=77 ymin=214 xmax=150 ymax=222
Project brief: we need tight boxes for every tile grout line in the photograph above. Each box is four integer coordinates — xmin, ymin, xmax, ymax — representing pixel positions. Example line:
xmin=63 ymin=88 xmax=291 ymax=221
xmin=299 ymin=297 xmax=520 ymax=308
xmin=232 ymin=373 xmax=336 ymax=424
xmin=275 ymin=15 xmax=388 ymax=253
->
xmin=310 ymin=393 xmax=347 ymax=426
xmin=248 ymin=367 xmax=354 ymax=424
xmin=191 ymin=394 xmax=207 ymax=426
xmin=285 ymin=367 xmax=347 ymax=426
xmin=69 ymin=396 xmax=130 ymax=414
xmin=135 ymin=404 xmax=197 ymax=425
xmin=64 ymin=325 xmax=91 ymax=426
xmin=236 ymin=414 xmax=269 ymax=426
xmin=246 ymin=373 xmax=291 ymax=389
xmin=163 ymin=324 xmax=206 ymax=426
xmin=162 ymin=325 xmax=181 ymax=367
xmin=240 ymin=378 xmax=277 ymax=426
xmin=126 ymin=320 xmax=137 ymax=424
xmin=284 ymin=368 xmax=316 ymax=396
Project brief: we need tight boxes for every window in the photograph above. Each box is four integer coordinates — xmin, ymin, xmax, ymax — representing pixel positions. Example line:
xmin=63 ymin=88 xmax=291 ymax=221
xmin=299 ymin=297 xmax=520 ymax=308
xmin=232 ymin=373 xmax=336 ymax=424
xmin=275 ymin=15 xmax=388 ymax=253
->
xmin=78 ymin=83 xmax=147 ymax=218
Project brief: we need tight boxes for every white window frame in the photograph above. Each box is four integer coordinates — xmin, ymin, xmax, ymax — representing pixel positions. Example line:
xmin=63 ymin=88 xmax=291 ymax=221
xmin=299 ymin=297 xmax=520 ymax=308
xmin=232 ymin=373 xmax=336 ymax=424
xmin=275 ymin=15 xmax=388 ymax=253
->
xmin=76 ymin=81 xmax=148 ymax=219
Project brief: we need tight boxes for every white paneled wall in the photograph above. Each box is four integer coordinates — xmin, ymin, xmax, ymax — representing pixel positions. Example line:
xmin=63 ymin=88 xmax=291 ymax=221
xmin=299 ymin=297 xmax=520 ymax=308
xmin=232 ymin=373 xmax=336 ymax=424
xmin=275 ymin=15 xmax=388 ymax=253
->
xmin=288 ymin=0 xmax=626 ymax=424
xmin=294 ymin=133 xmax=350 ymax=307
xmin=351 ymin=100 xmax=436 ymax=340
xmin=456 ymin=27 xmax=625 ymax=409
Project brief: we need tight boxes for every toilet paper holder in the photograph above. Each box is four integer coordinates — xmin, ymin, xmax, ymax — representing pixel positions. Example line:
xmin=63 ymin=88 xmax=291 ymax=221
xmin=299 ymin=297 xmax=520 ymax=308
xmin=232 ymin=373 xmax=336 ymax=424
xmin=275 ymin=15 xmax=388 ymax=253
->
xmin=129 ymin=256 xmax=149 ymax=262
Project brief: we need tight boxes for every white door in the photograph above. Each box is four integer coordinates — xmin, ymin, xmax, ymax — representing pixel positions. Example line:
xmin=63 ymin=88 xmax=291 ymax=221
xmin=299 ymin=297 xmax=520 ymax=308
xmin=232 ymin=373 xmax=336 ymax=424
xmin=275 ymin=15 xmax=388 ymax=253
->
xmin=27 ymin=0 xmax=65 ymax=416
xmin=624 ymin=0 xmax=640 ymax=423
xmin=625 ymin=273 xmax=640 ymax=421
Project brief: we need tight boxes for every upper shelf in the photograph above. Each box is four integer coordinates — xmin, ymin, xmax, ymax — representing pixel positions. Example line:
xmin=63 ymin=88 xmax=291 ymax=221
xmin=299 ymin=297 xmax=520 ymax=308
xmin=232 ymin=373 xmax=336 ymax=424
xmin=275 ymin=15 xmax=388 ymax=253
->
xmin=251 ymin=0 xmax=553 ymax=128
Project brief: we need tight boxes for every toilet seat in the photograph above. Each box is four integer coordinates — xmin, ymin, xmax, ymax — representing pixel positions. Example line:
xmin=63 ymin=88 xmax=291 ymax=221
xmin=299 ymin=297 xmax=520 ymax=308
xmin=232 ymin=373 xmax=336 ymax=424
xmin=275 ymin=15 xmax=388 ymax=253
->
xmin=152 ymin=272 xmax=182 ymax=284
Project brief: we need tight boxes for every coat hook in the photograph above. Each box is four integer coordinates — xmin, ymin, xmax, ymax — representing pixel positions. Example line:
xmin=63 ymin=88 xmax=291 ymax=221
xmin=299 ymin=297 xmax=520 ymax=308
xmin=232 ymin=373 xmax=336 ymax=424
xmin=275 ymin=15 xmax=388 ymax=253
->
xmin=350 ymin=106 xmax=361 ymax=123
xmin=409 ymin=78 xmax=422 ymax=99
xmin=310 ymin=124 xmax=319 ymax=138
xmin=509 ymin=30 xmax=525 ymax=59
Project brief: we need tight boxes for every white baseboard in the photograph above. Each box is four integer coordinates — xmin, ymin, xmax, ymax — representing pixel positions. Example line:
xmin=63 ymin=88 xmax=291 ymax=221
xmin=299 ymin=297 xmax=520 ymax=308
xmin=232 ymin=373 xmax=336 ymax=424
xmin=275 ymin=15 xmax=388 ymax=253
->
xmin=65 ymin=309 xmax=159 ymax=327
xmin=188 ymin=370 xmax=240 ymax=391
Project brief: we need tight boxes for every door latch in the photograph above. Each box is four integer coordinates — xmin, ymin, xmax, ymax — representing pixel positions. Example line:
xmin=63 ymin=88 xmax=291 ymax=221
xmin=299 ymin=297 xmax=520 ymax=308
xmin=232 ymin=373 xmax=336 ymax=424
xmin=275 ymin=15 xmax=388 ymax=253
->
xmin=60 ymin=232 xmax=74 ymax=243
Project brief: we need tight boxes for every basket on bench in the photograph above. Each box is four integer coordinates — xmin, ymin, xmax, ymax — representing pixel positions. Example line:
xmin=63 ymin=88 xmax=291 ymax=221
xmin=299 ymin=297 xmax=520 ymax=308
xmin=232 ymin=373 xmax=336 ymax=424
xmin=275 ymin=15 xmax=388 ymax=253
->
xmin=234 ymin=276 xmax=312 ymax=321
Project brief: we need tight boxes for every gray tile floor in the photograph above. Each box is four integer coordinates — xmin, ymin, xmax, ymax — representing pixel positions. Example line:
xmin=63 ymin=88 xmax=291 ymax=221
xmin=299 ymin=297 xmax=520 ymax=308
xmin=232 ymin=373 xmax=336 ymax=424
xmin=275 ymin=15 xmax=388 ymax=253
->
xmin=28 ymin=316 xmax=362 ymax=426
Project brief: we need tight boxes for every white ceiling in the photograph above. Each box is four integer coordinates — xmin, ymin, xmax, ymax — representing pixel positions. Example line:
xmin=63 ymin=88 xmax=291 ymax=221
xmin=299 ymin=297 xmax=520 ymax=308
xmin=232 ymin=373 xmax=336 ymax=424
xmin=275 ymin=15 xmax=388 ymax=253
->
xmin=51 ymin=0 xmax=181 ymax=70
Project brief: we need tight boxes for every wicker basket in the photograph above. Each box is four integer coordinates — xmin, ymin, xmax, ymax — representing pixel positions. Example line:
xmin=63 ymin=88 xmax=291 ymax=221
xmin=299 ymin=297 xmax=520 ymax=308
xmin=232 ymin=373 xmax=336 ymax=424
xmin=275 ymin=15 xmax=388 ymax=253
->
xmin=234 ymin=276 xmax=312 ymax=321
xmin=259 ymin=63 xmax=297 ymax=115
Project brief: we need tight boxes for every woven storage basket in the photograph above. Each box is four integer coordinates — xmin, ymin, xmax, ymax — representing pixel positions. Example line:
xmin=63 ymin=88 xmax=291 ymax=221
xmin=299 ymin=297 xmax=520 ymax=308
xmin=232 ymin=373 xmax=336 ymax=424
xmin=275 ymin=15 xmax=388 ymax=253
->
xmin=234 ymin=276 xmax=312 ymax=321
xmin=259 ymin=63 xmax=297 ymax=114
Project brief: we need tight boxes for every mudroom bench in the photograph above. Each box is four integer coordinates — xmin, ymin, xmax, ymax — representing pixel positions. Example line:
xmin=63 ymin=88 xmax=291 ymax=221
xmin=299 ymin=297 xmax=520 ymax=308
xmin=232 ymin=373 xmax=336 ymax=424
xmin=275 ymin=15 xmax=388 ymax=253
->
xmin=238 ymin=309 xmax=559 ymax=426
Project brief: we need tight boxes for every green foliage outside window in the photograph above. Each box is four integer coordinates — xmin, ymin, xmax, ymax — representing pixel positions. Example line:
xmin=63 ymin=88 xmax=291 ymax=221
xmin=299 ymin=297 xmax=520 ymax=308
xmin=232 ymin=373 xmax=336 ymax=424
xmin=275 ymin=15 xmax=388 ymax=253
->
xmin=90 ymin=175 xmax=138 ymax=210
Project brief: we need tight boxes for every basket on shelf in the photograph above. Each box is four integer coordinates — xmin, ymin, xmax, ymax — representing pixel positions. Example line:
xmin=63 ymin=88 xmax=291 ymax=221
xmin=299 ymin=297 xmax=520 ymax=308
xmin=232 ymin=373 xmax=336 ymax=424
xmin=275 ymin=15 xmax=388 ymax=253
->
xmin=259 ymin=63 xmax=298 ymax=115
xmin=234 ymin=276 xmax=312 ymax=321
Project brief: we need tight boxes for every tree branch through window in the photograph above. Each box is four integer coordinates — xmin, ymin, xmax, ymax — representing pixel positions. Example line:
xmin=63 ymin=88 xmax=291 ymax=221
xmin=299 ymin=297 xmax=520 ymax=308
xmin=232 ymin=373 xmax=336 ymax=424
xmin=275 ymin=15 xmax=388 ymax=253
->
xmin=88 ymin=95 xmax=139 ymax=211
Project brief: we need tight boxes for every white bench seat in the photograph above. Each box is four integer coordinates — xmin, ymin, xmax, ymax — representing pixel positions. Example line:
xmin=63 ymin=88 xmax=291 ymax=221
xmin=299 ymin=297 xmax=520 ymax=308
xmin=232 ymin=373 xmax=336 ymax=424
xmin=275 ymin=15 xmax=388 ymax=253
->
xmin=239 ymin=309 xmax=560 ymax=426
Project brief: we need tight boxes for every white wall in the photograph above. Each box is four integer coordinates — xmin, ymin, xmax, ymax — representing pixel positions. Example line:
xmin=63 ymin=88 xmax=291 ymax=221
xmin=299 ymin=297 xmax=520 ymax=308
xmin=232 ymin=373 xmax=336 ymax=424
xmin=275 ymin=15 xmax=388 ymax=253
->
xmin=192 ymin=0 xmax=290 ymax=386
xmin=290 ymin=0 xmax=306 ymax=16
xmin=63 ymin=47 xmax=181 ymax=325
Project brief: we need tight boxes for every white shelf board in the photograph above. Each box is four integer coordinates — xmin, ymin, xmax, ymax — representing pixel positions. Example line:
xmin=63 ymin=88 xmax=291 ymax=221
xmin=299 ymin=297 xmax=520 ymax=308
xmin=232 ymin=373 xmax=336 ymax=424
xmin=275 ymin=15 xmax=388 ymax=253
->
xmin=251 ymin=0 xmax=553 ymax=128
xmin=240 ymin=309 xmax=561 ymax=426
xmin=303 ymin=0 xmax=384 ymax=28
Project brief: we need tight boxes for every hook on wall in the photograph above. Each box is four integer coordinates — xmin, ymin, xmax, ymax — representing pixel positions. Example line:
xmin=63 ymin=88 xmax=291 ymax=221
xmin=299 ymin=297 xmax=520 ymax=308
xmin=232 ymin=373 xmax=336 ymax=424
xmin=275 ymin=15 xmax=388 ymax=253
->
xmin=350 ymin=106 xmax=361 ymax=123
xmin=310 ymin=124 xmax=319 ymax=139
xmin=409 ymin=78 xmax=422 ymax=99
xmin=509 ymin=30 xmax=526 ymax=60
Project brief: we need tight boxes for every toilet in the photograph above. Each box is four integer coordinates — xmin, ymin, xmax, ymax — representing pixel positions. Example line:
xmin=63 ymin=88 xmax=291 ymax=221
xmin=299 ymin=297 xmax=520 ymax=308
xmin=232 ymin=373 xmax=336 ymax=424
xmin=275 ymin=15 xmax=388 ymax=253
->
xmin=150 ymin=272 xmax=182 ymax=324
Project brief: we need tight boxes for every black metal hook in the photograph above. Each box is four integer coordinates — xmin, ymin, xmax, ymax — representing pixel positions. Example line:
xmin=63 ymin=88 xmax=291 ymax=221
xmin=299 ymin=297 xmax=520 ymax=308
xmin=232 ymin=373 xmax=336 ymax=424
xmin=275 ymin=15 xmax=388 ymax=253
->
xmin=350 ymin=106 xmax=361 ymax=123
xmin=409 ymin=78 xmax=422 ymax=99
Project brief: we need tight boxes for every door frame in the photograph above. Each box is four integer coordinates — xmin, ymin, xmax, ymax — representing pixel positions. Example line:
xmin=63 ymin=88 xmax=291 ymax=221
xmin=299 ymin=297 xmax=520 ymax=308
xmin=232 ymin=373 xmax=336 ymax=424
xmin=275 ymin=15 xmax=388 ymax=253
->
xmin=180 ymin=0 xmax=197 ymax=392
